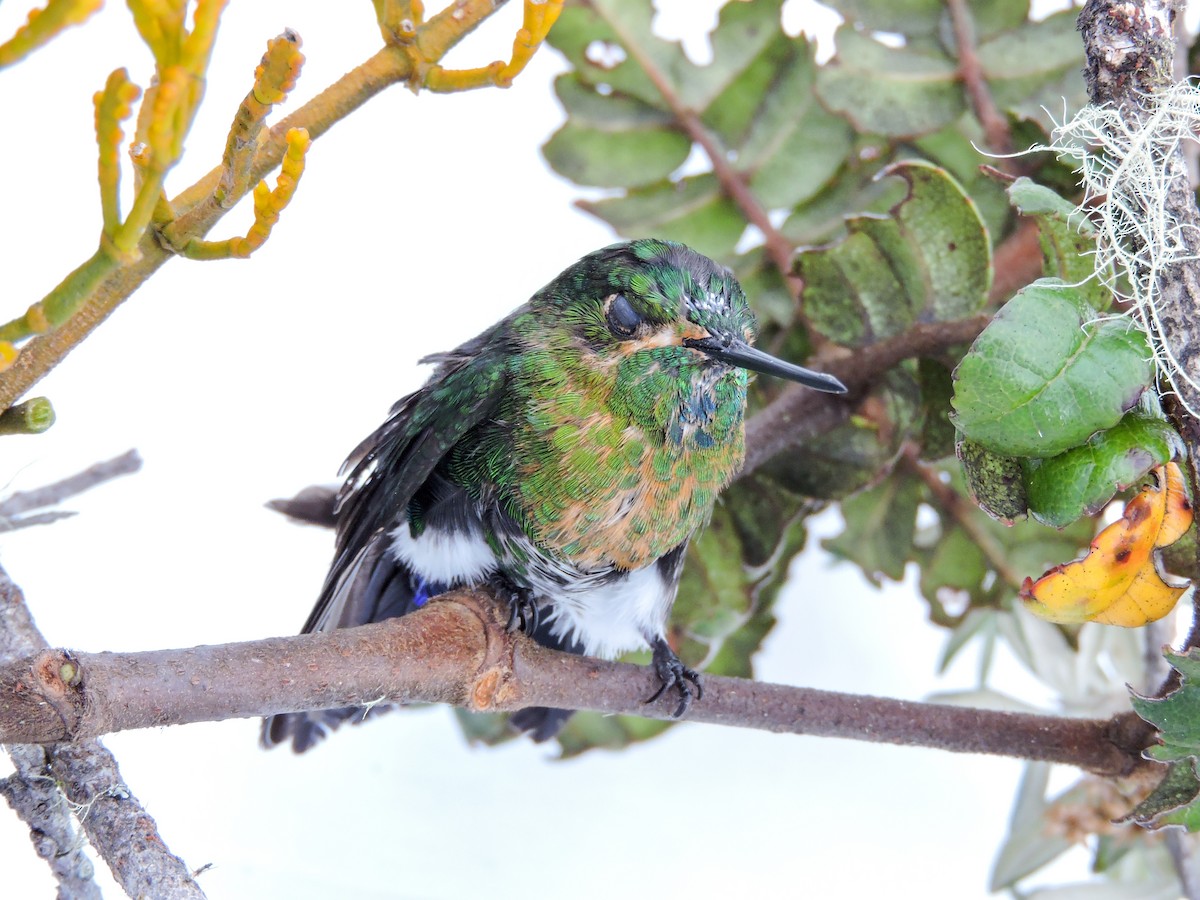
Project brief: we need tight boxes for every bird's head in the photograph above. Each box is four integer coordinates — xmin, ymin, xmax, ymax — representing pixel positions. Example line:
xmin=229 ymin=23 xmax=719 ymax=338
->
xmin=523 ymin=240 xmax=845 ymax=439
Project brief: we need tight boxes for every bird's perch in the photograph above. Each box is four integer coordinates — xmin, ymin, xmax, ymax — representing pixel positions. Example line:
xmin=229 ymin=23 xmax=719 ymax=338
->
xmin=0 ymin=587 xmax=1154 ymax=775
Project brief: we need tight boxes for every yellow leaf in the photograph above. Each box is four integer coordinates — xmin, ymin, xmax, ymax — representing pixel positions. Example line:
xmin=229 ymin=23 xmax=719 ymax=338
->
xmin=1158 ymin=460 xmax=1193 ymax=546
xmin=1021 ymin=462 xmax=1193 ymax=626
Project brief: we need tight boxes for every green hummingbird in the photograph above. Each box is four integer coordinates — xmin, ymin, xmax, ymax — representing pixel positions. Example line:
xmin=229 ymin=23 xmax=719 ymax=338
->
xmin=263 ymin=239 xmax=846 ymax=751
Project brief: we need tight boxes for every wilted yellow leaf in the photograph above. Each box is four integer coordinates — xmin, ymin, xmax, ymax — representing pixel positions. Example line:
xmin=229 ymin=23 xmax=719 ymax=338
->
xmin=1021 ymin=462 xmax=1193 ymax=626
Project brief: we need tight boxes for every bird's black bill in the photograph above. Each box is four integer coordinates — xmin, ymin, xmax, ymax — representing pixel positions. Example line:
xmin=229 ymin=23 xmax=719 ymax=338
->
xmin=686 ymin=335 xmax=848 ymax=394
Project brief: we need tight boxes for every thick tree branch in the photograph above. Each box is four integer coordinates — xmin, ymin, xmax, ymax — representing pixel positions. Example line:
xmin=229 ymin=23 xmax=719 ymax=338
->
xmin=0 ymin=565 xmax=206 ymax=899
xmin=0 ymin=586 xmax=1154 ymax=776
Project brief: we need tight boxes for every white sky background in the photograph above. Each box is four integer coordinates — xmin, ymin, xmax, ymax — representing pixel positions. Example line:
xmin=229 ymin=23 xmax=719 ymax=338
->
xmin=0 ymin=1 xmax=1150 ymax=897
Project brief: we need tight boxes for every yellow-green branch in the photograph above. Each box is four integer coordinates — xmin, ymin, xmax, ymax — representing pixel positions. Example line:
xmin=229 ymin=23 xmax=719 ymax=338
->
xmin=0 ymin=1 xmax=561 ymax=413
xmin=0 ymin=0 xmax=101 ymax=69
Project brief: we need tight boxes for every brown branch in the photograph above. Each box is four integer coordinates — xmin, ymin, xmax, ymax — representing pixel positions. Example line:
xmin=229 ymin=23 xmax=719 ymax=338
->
xmin=591 ymin=7 xmax=801 ymax=302
xmin=742 ymin=314 xmax=991 ymax=477
xmin=0 ymin=565 xmax=206 ymax=899
xmin=0 ymin=586 xmax=1154 ymax=776
xmin=945 ymin=0 xmax=1013 ymax=159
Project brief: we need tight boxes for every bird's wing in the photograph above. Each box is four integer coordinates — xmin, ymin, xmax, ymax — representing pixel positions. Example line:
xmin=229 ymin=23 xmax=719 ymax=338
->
xmin=300 ymin=321 xmax=513 ymax=636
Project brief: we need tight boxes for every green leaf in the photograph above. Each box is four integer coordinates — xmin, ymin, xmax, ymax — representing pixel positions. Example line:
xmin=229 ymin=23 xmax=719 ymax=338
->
xmin=580 ymin=175 xmax=744 ymax=262
xmin=920 ymin=526 xmax=989 ymax=613
xmin=957 ymin=437 xmax=1029 ymax=522
xmin=780 ymin=163 xmax=905 ymax=246
xmin=1161 ymin=522 xmax=1200 ymax=580
xmin=727 ymin=36 xmax=854 ymax=209
xmin=546 ymin=0 xmax=852 ymax=263
xmin=816 ymin=10 xmax=1083 ymax=140
xmin=1125 ymin=760 xmax=1200 ymax=831
xmin=1132 ymin=650 xmax=1200 ymax=762
xmin=911 ymin=121 xmax=1014 ymax=238
xmin=1023 ymin=411 xmax=1178 ymax=527
xmin=918 ymin=358 xmax=957 ymax=460
xmin=798 ymin=160 xmax=991 ymax=347
xmin=453 ymin=709 xmax=518 ymax=746
xmin=554 ymin=711 xmax=673 ymax=758
xmin=821 ymin=0 xmax=943 ymax=36
xmin=546 ymin=1 xmax=689 ymax=109
xmin=674 ymin=503 xmax=757 ymax=658
xmin=542 ymin=121 xmax=690 ymax=188
xmin=968 ymin=0 xmax=1033 ymax=41
xmin=951 ymin=280 xmax=1152 ymax=457
xmin=1006 ymin=176 xmax=1110 ymax=311
xmin=978 ymin=11 xmax=1087 ymax=120
xmin=914 ymin=469 xmax=1093 ymax=622
xmin=825 ymin=0 xmax=1031 ymax=42
xmin=816 ymin=27 xmax=965 ymax=137
xmin=824 ymin=475 xmax=921 ymax=584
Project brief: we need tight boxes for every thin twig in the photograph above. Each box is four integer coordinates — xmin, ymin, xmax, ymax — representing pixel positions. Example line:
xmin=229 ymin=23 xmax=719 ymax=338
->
xmin=590 ymin=7 xmax=803 ymax=302
xmin=945 ymin=0 xmax=1014 ymax=159
xmin=0 ymin=448 xmax=141 ymax=519
xmin=0 ymin=587 xmax=1155 ymax=776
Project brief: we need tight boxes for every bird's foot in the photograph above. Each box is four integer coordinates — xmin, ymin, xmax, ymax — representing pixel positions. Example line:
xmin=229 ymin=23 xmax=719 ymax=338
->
xmin=504 ymin=590 xmax=540 ymax=635
xmin=646 ymin=637 xmax=703 ymax=718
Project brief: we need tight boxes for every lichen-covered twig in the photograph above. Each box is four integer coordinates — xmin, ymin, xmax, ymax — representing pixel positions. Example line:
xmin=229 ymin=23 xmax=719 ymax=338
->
xmin=0 ymin=745 xmax=100 ymax=900
xmin=1068 ymin=1 xmax=1200 ymax=421
xmin=0 ymin=565 xmax=206 ymax=899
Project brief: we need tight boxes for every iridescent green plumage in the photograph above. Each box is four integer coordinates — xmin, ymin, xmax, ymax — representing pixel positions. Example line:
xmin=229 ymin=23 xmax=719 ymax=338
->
xmin=264 ymin=238 xmax=845 ymax=752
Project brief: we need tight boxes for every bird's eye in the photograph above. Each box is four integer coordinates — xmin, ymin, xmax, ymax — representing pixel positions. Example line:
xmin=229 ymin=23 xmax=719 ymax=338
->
xmin=606 ymin=294 xmax=642 ymax=338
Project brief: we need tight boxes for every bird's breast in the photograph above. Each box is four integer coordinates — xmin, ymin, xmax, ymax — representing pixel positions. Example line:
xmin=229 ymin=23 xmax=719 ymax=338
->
xmin=513 ymin=411 xmax=744 ymax=571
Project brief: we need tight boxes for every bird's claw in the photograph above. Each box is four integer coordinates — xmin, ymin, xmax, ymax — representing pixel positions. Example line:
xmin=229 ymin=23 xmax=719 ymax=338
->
xmin=646 ymin=637 xmax=703 ymax=718
xmin=505 ymin=591 xmax=540 ymax=635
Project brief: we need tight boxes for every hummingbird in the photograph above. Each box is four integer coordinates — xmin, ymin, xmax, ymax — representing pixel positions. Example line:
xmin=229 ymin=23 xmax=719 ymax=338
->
xmin=263 ymin=239 xmax=846 ymax=752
